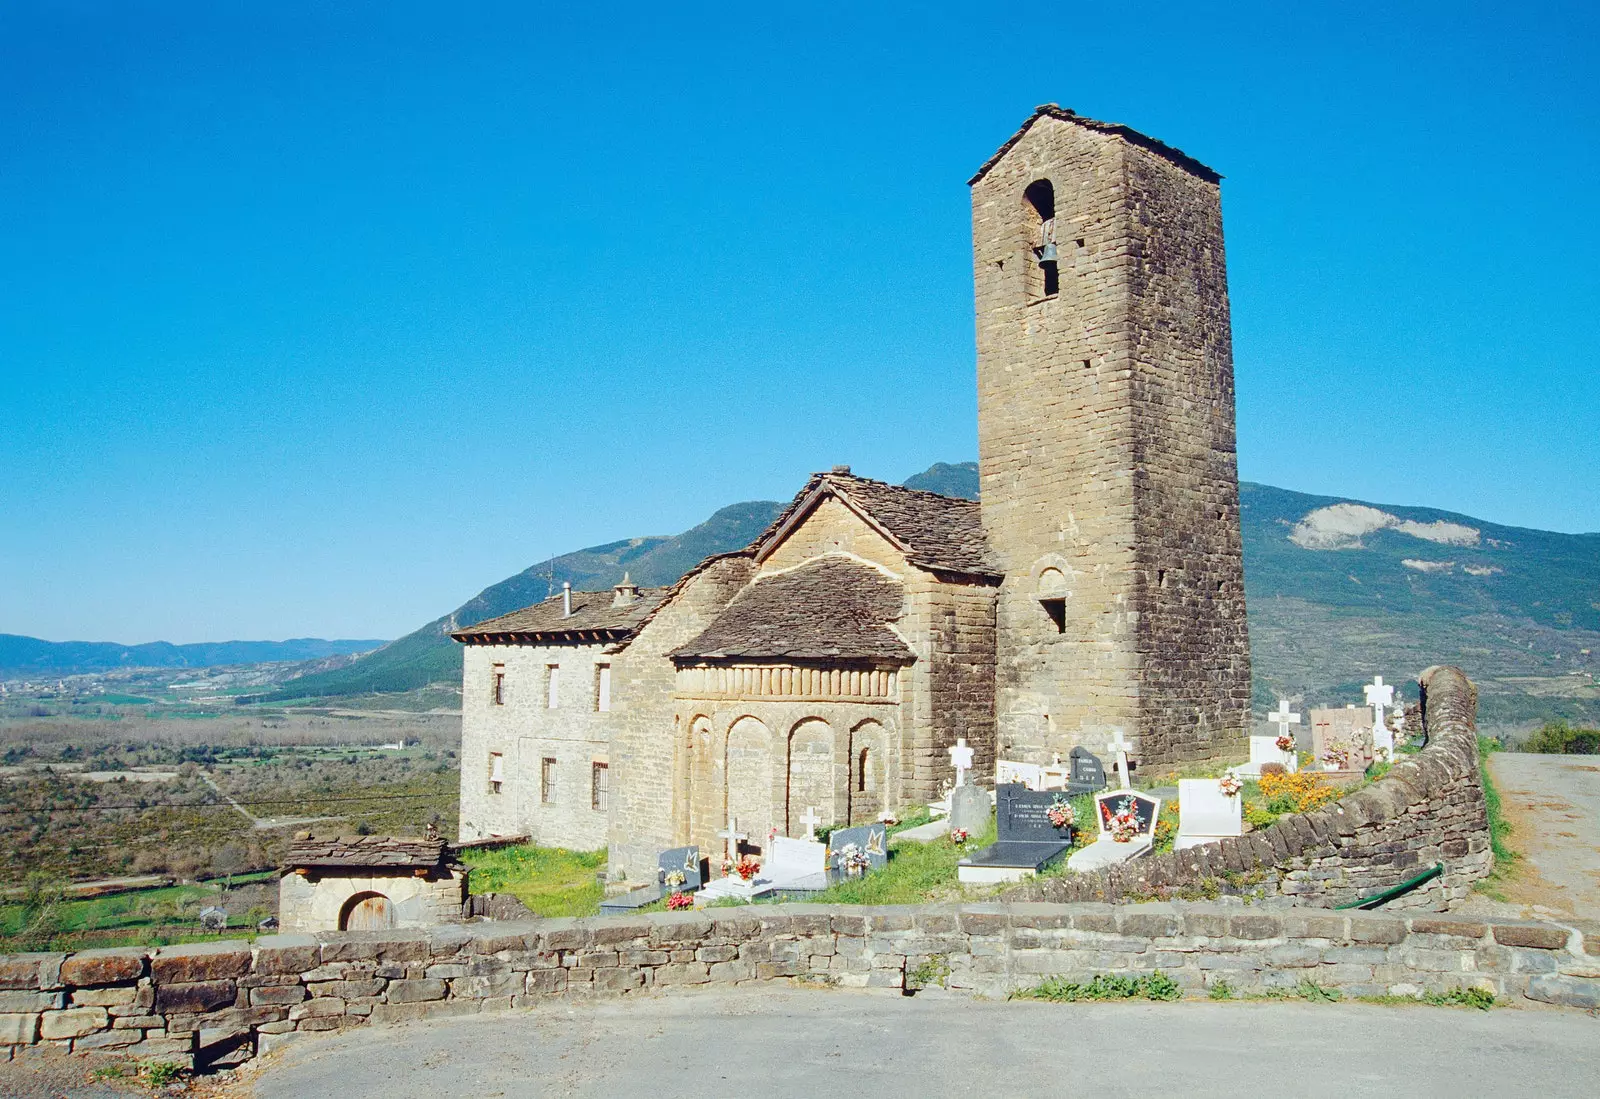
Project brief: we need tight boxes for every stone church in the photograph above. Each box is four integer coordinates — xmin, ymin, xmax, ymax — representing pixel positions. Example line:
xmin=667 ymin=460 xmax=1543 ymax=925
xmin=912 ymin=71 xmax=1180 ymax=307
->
xmin=454 ymin=105 xmax=1251 ymax=882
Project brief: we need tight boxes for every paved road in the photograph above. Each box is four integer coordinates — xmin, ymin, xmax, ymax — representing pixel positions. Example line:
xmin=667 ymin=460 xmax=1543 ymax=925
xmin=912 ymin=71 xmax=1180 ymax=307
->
xmin=247 ymin=988 xmax=1600 ymax=1098
xmin=1490 ymin=752 xmax=1600 ymax=915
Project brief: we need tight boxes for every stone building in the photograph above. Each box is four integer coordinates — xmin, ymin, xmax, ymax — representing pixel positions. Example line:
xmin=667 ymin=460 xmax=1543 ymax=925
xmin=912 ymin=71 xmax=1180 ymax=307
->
xmin=278 ymin=834 xmax=467 ymax=933
xmin=453 ymin=106 xmax=1251 ymax=883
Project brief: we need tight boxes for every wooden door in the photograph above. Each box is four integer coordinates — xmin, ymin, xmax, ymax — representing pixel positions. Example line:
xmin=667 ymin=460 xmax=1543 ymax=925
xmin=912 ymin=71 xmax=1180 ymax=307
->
xmin=341 ymin=892 xmax=395 ymax=931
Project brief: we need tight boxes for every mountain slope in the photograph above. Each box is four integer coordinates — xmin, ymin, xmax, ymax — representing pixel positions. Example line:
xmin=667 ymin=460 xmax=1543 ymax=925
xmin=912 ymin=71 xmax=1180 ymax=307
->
xmin=265 ymin=463 xmax=1599 ymax=727
xmin=0 ymin=635 xmax=386 ymax=676
xmin=262 ymin=501 xmax=785 ymax=700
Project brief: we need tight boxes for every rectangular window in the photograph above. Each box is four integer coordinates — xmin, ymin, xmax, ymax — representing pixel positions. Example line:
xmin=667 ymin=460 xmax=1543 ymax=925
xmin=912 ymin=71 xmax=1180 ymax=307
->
xmin=591 ymin=762 xmax=609 ymax=811
xmin=546 ymin=664 xmax=560 ymax=709
xmin=595 ymin=662 xmax=611 ymax=712
xmin=541 ymin=757 xmax=557 ymax=804
xmin=491 ymin=665 xmax=505 ymax=706
xmin=488 ymin=751 xmax=504 ymax=795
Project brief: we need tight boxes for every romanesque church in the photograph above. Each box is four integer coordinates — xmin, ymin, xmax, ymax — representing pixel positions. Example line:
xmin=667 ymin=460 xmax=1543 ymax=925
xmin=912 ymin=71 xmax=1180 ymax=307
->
xmin=453 ymin=105 xmax=1252 ymax=883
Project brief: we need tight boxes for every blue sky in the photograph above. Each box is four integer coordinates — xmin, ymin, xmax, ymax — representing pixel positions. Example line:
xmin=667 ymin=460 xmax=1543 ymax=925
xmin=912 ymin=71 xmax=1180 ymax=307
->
xmin=2 ymin=2 xmax=1596 ymax=644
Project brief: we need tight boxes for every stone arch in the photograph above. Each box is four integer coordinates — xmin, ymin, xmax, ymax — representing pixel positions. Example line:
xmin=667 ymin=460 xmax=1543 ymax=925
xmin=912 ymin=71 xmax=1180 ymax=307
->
xmin=848 ymin=719 xmax=889 ymax=824
xmin=1023 ymin=177 xmax=1058 ymax=298
xmin=785 ymin=717 xmax=835 ymax=836
xmin=725 ymin=716 xmax=772 ymax=857
xmin=684 ymin=714 xmax=716 ymax=851
xmin=338 ymin=890 xmax=395 ymax=932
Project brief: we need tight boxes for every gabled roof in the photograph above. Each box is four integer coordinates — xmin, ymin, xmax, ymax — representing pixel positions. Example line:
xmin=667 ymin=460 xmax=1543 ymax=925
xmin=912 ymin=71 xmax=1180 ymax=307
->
xmin=968 ymin=103 xmax=1221 ymax=187
xmin=669 ymin=556 xmax=913 ymax=663
xmin=284 ymin=834 xmax=457 ymax=870
xmin=450 ymin=587 xmax=669 ymax=645
xmin=752 ymin=470 xmax=999 ymax=580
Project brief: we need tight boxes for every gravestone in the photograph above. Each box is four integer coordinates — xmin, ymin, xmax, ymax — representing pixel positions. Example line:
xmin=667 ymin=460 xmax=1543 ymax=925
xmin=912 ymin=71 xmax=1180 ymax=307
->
xmin=827 ymin=822 xmax=888 ymax=880
xmin=1310 ymin=706 xmax=1372 ymax=772
xmin=1065 ymin=747 xmax=1107 ymax=796
xmin=599 ymin=845 xmax=705 ymax=913
xmin=1366 ymin=676 xmax=1396 ymax=760
xmin=957 ymin=783 xmax=1074 ymax=884
xmin=1238 ymin=736 xmax=1298 ymax=778
xmin=995 ymin=760 xmax=1044 ymax=789
xmin=1174 ymin=779 xmax=1243 ymax=850
xmin=949 ymin=784 xmax=990 ymax=835
xmin=1066 ymin=788 xmax=1162 ymax=872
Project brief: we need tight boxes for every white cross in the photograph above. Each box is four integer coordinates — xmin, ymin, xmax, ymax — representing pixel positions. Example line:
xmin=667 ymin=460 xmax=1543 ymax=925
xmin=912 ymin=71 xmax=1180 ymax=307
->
xmin=717 ymin=814 xmax=747 ymax=872
xmin=1270 ymin=699 xmax=1301 ymax=740
xmin=799 ymin=805 xmax=822 ymax=842
xmin=1107 ymin=729 xmax=1134 ymax=790
xmin=1365 ymin=676 xmax=1396 ymax=760
xmin=948 ymin=737 xmax=974 ymax=788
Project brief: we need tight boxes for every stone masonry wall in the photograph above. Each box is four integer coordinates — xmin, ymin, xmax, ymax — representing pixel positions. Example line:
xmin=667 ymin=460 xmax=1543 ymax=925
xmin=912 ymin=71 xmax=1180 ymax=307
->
xmin=971 ymin=112 xmax=1249 ymax=768
xmin=6 ymin=901 xmax=1596 ymax=1068
xmin=1007 ymin=666 xmax=1491 ymax=909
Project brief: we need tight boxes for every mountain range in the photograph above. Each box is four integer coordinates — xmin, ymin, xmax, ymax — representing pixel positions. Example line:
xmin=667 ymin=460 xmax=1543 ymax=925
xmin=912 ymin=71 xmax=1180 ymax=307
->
xmin=0 ymin=636 xmax=387 ymax=677
xmin=262 ymin=463 xmax=1600 ymax=728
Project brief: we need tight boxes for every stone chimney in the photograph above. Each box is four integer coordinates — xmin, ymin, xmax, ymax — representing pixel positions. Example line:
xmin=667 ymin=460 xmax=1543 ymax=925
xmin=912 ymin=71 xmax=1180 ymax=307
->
xmin=612 ymin=572 xmax=640 ymax=608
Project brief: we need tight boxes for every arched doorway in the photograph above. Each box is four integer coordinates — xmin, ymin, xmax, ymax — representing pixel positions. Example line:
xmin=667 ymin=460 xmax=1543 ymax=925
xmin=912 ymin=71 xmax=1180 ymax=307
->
xmin=339 ymin=891 xmax=395 ymax=931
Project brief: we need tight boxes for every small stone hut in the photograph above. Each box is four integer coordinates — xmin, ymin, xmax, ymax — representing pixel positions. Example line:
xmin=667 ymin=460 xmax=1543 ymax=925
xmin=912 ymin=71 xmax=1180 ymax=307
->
xmin=277 ymin=833 xmax=467 ymax=933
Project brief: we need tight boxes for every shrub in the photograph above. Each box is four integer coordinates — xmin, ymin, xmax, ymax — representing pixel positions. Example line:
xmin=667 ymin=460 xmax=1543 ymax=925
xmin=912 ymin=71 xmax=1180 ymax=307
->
xmin=1014 ymin=971 xmax=1184 ymax=1003
xmin=1524 ymin=720 xmax=1600 ymax=755
xmin=1259 ymin=762 xmax=1287 ymax=777
xmin=1258 ymin=771 xmax=1338 ymax=814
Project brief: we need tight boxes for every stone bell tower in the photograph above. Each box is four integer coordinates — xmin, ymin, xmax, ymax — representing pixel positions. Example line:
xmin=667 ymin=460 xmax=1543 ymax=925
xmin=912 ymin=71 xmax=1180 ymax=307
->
xmin=970 ymin=105 xmax=1251 ymax=768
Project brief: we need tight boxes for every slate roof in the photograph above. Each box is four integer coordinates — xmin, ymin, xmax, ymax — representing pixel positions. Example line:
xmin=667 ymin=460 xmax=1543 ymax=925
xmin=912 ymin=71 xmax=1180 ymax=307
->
xmin=753 ymin=471 xmax=999 ymax=580
xmin=284 ymin=834 xmax=456 ymax=870
xmin=450 ymin=586 xmax=669 ymax=644
xmin=669 ymin=556 xmax=913 ymax=663
xmin=968 ymin=104 xmax=1221 ymax=186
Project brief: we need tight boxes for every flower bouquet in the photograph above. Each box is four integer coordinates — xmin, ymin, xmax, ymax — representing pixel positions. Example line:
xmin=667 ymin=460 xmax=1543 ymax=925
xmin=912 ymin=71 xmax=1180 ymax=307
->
xmin=949 ymin=827 xmax=970 ymax=846
xmin=665 ymin=891 xmax=693 ymax=911
xmin=734 ymin=855 xmax=761 ymax=881
xmin=1218 ymin=774 xmax=1243 ymax=798
xmin=1046 ymin=794 xmax=1074 ymax=830
xmin=837 ymin=842 xmax=871 ymax=877
xmin=1108 ymin=799 xmax=1141 ymax=843
xmin=1275 ymin=733 xmax=1296 ymax=754
xmin=663 ymin=869 xmax=687 ymax=888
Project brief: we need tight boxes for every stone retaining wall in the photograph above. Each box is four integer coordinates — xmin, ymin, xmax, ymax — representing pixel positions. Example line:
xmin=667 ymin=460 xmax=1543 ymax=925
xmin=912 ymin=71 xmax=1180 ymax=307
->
xmin=1007 ymin=665 xmax=1492 ymax=909
xmin=4 ymin=902 xmax=1598 ymax=1068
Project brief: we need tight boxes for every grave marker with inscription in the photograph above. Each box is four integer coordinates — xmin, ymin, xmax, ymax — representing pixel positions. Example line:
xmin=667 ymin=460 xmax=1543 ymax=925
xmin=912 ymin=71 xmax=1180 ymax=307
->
xmin=957 ymin=783 xmax=1074 ymax=884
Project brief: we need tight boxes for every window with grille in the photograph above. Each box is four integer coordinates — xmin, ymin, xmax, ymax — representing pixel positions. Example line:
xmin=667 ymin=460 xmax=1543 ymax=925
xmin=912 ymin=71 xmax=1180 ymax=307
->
xmin=541 ymin=757 xmax=557 ymax=804
xmin=491 ymin=665 xmax=505 ymax=705
xmin=592 ymin=762 xmax=609 ymax=811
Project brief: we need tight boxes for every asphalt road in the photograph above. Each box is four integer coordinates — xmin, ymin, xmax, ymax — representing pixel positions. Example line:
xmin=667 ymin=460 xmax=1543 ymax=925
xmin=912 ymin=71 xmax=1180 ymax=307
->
xmin=248 ymin=987 xmax=1600 ymax=1098
xmin=1489 ymin=752 xmax=1600 ymax=915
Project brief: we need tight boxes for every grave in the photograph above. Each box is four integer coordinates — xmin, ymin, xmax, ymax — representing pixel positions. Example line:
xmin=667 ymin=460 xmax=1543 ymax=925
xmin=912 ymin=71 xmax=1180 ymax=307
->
xmin=1064 ymin=746 xmax=1107 ymax=796
xmin=957 ymin=783 xmax=1074 ymax=884
xmin=1310 ymin=705 xmax=1372 ymax=772
xmin=692 ymin=835 xmax=830 ymax=906
xmin=995 ymin=760 xmax=1045 ymax=789
xmin=827 ymin=822 xmax=888 ymax=881
xmin=1173 ymin=779 xmax=1242 ymax=850
xmin=1238 ymin=737 xmax=1298 ymax=778
xmin=599 ymin=845 xmax=705 ymax=913
xmin=1366 ymin=675 xmax=1396 ymax=760
xmin=1065 ymin=788 xmax=1161 ymax=872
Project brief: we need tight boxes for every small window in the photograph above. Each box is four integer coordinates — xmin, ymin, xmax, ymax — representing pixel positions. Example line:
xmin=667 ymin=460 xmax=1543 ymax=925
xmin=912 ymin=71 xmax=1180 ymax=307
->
xmin=541 ymin=757 xmax=557 ymax=804
xmin=595 ymin=662 xmax=611 ymax=712
xmin=857 ymin=747 xmax=871 ymax=793
xmin=491 ymin=667 xmax=505 ymax=706
xmin=546 ymin=664 xmax=560 ymax=709
xmin=488 ymin=752 xmax=504 ymax=795
xmin=1024 ymin=178 xmax=1058 ymax=299
xmin=591 ymin=762 xmax=609 ymax=811
xmin=1041 ymin=598 xmax=1067 ymax=633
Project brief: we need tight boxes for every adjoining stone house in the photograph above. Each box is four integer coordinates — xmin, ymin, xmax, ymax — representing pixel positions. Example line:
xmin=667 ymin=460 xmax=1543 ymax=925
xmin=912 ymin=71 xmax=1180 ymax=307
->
xmin=278 ymin=834 xmax=467 ymax=932
xmin=453 ymin=105 xmax=1252 ymax=884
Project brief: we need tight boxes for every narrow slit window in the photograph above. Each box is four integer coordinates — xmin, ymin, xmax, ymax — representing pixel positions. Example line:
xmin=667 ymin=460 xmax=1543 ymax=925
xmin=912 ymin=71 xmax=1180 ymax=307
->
xmin=541 ymin=757 xmax=557 ymax=804
xmin=545 ymin=664 xmax=560 ymax=709
xmin=488 ymin=751 xmax=504 ymax=795
xmin=491 ymin=665 xmax=505 ymax=705
xmin=595 ymin=662 xmax=611 ymax=712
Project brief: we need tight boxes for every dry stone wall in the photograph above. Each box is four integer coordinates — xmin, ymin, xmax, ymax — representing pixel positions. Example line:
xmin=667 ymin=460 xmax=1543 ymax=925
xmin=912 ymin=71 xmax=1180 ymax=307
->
xmin=5 ymin=901 xmax=1597 ymax=1068
xmin=1008 ymin=665 xmax=1491 ymax=909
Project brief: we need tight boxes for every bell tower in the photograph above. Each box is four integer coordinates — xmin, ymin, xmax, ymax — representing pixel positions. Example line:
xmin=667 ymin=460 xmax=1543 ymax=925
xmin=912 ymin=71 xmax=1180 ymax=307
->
xmin=970 ymin=105 xmax=1251 ymax=767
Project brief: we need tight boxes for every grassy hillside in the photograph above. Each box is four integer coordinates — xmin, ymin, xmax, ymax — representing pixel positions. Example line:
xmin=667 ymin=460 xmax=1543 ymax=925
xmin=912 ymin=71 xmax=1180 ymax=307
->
xmin=264 ymin=462 xmax=1599 ymax=727
xmin=0 ymin=636 xmax=386 ymax=676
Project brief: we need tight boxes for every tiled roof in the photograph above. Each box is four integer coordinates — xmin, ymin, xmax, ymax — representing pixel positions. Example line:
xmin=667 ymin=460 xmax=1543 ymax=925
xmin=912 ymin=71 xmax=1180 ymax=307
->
xmin=968 ymin=104 xmax=1221 ymax=186
xmin=669 ymin=556 xmax=913 ymax=663
xmin=450 ymin=587 xmax=669 ymax=643
xmin=753 ymin=471 xmax=999 ymax=579
xmin=284 ymin=834 xmax=454 ymax=870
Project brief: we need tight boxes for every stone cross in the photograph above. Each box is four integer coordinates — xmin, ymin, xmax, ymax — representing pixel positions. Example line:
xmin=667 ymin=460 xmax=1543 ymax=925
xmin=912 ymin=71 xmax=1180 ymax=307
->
xmin=717 ymin=815 xmax=747 ymax=872
xmin=799 ymin=805 xmax=822 ymax=842
xmin=1107 ymin=729 xmax=1133 ymax=790
xmin=1365 ymin=676 xmax=1396 ymax=759
xmin=1270 ymin=699 xmax=1301 ymax=741
xmin=948 ymin=737 xmax=974 ymax=788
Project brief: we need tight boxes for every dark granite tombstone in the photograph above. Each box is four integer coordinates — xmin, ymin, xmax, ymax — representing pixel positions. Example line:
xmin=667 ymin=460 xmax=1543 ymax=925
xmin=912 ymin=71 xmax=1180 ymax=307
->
xmin=1065 ymin=747 xmax=1107 ymax=796
xmin=956 ymin=783 xmax=1073 ymax=882
xmin=827 ymin=823 xmax=888 ymax=881
xmin=599 ymin=845 xmax=703 ymax=913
